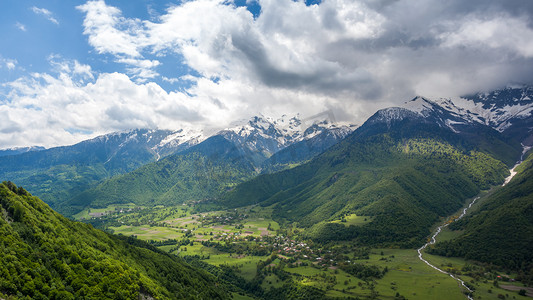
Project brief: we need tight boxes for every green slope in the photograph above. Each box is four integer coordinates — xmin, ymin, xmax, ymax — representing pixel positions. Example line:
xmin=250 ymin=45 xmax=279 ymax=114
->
xmin=429 ymin=151 xmax=533 ymax=283
xmin=222 ymin=119 xmax=514 ymax=247
xmin=0 ymin=129 xmax=180 ymax=214
xmin=70 ymin=136 xmax=259 ymax=214
xmin=0 ymin=181 xmax=228 ymax=299
xmin=7 ymin=164 xmax=111 ymax=213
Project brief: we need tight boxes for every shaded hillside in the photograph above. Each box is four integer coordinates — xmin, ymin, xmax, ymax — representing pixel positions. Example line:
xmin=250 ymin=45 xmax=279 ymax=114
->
xmin=0 ymin=146 xmax=45 ymax=157
xmin=0 ymin=181 xmax=227 ymax=299
xmin=221 ymin=111 xmax=516 ymax=247
xmin=68 ymin=124 xmax=352 ymax=215
xmin=70 ymin=136 xmax=258 ymax=213
xmin=0 ymin=129 xmax=198 ymax=213
xmin=261 ymin=125 xmax=353 ymax=173
xmin=429 ymin=152 xmax=533 ymax=283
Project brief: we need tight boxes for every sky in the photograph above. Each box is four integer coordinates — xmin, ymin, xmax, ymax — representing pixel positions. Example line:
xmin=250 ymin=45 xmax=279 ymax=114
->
xmin=1 ymin=0 xmax=533 ymax=148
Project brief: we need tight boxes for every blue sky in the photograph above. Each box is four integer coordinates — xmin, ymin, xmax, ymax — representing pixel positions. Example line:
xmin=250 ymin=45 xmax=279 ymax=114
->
xmin=1 ymin=1 xmax=201 ymax=91
xmin=1 ymin=0 xmax=533 ymax=148
xmin=0 ymin=0 xmax=262 ymax=91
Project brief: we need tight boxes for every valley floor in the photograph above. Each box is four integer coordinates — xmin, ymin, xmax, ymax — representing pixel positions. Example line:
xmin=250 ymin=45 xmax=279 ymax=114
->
xmin=79 ymin=199 xmax=531 ymax=300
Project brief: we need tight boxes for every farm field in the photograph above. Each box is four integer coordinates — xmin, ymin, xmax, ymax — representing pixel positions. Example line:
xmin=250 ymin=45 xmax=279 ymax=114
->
xmin=73 ymin=203 xmax=141 ymax=220
xmin=87 ymin=203 xmax=531 ymax=300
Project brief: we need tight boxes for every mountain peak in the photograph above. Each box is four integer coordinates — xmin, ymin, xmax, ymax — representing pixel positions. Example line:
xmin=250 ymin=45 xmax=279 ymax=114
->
xmin=366 ymin=96 xmax=474 ymax=133
xmin=219 ymin=114 xmax=356 ymax=155
xmin=0 ymin=146 xmax=46 ymax=157
xmin=424 ymin=86 xmax=533 ymax=132
xmin=367 ymin=106 xmax=424 ymax=126
xmin=368 ymin=86 xmax=533 ymax=137
xmin=402 ymin=96 xmax=438 ymax=117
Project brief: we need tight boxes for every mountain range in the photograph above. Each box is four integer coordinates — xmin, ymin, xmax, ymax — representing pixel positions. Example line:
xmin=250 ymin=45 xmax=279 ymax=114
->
xmin=0 ymin=146 xmax=46 ymax=157
xmin=222 ymin=86 xmax=532 ymax=247
xmin=1 ymin=86 xmax=533 ymax=299
xmin=0 ymin=128 xmax=203 ymax=212
xmin=67 ymin=116 xmax=355 ymax=215
xmin=0 ymin=115 xmax=355 ymax=215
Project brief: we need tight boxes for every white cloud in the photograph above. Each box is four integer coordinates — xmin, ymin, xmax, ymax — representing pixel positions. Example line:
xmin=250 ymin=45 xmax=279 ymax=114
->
xmin=15 ymin=22 xmax=27 ymax=32
xmin=31 ymin=6 xmax=59 ymax=25
xmin=4 ymin=0 xmax=533 ymax=147
xmin=6 ymin=60 xmax=16 ymax=70
xmin=76 ymin=0 xmax=533 ymax=100
xmin=0 ymin=57 xmax=17 ymax=71
xmin=47 ymin=55 xmax=94 ymax=81
xmin=0 ymin=58 xmax=353 ymax=148
xmin=441 ymin=16 xmax=533 ymax=58
xmin=1 ymin=68 xmax=200 ymax=148
xmin=76 ymin=1 xmax=145 ymax=57
xmin=76 ymin=0 xmax=388 ymax=99
xmin=116 ymin=58 xmax=160 ymax=81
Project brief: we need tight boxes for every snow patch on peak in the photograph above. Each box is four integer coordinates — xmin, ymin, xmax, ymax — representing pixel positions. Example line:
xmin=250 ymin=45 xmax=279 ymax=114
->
xmin=1 ymin=145 xmax=46 ymax=152
xmin=425 ymin=88 xmax=533 ymax=132
xmin=156 ymin=128 xmax=205 ymax=148
xmin=403 ymin=96 xmax=436 ymax=117
xmin=219 ymin=114 xmax=357 ymax=155
xmin=370 ymin=107 xmax=423 ymax=124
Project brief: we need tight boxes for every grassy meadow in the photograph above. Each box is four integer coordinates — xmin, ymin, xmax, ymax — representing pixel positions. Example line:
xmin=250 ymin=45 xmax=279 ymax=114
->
xmin=81 ymin=202 xmax=531 ymax=300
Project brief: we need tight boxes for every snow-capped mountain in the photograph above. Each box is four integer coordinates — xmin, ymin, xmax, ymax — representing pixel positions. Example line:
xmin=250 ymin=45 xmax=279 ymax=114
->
xmin=0 ymin=114 xmax=353 ymax=177
xmin=153 ymin=128 xmax=205 ymax=158
xmin=218 ymin=114 xmax=356 ymax=156
xmin=260 ymin=120 xmax=357 ymax=173
xmin=0 ymin=128 xmax=206 ymax=211
xmin=366 ymin=96 xmax=472 ymax=133
xmin=68 ymin=115 xmax=357 ymax=212
xmin=302 ymin=120 xmax=356 ymax=140
xmin=85 ymin=128 xmax=204 ymax=161
xmin=369 ymin=86 xmax=533 ymax=144
xmin=433 ymin=87 xmax=533 ymax=132
xmin=0 ymin=146 xmax=46 ymax=157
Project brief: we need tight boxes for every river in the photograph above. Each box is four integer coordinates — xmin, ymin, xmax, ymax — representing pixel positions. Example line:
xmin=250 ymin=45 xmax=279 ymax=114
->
xmin=417 ymin=144 xmax=531 ymax=300
xmin=417 ymin=196 xmax=479 ymax=299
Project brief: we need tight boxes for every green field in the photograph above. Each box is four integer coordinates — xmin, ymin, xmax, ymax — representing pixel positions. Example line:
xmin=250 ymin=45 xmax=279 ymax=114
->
xmin=331 ymin=214 xmax=373 ymax=226
xmin=435 ymin=226 xmax=464 ymax=242
xmin=88 ymin=203 xmax=531 ymax=300
xmin=73 ymin=203 xmax=140 ymax=220
xmin=109 ymin=225 xmax=185 ymax=240
xmin=371 ymin=249 xmax=466 ymax=299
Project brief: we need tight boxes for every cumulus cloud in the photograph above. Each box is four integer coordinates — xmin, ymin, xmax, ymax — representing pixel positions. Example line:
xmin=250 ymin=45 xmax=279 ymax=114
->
xmin=77 ymin=1 xmax=144 ymax=57
xmin=441 ymin=16 xmax=533 ymax=58
xmin=75 ymin=0 xmax=387 ymax=96
xmin=76 ymin=1 xmax=155 ymax=80
xmin=0 ymin=61 xmax=203 ymax=148
xmin=75 ymin=0 xmax=533 ymax=98
xmin=31 ymin=6 xmax=59 ymax=25
xmin=4 ymin=0 xmax=533 ymax=147
xmin=0 ymin=58 xmax=352 ymax=148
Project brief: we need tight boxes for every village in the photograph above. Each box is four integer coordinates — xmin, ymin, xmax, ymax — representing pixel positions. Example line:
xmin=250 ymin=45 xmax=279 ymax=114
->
xmin=77 ymin=203 xmax=525 ymax=299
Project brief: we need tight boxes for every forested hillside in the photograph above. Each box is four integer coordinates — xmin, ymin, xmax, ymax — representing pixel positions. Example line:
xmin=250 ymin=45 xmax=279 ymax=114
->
xmin=222 ymin=112 xmax=516 ymax=247
xmin=0 ymin=129 xmax=196 ymax=214
xmin=429 ymin=151 xmax=533 ymax=284
xmin=0 ymin=181 xmax=227 ymax=299
xmin=69 ymin=136 xmax=259 ymax=214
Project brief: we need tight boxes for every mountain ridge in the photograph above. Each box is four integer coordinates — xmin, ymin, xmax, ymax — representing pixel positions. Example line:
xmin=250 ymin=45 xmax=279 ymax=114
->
xmin=220 ymin=88 xmax=528 ymax=247
xmin=428 ymin=150 xmax=533 ymax=284
xmin=0 ymin=115 xmax=356 ymax=215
